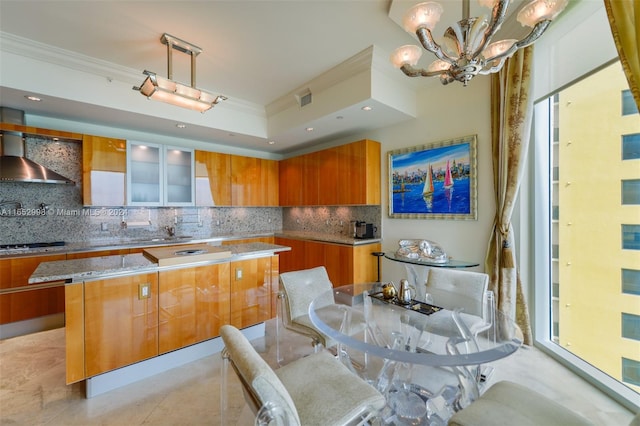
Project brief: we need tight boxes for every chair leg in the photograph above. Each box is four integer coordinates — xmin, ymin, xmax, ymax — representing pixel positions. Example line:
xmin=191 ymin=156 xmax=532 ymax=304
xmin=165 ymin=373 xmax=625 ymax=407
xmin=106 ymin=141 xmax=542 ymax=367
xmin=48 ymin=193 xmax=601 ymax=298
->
xmin=220 ymin=349 xmax=230 ymax=426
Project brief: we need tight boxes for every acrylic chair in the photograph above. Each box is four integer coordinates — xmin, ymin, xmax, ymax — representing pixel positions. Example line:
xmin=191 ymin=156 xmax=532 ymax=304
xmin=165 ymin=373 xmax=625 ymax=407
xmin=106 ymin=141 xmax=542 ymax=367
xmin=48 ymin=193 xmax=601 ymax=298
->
xmin=219 ymin=324 xmax=386 ymax=426
xmin=277 ymin=266 xmax=365 ymax=364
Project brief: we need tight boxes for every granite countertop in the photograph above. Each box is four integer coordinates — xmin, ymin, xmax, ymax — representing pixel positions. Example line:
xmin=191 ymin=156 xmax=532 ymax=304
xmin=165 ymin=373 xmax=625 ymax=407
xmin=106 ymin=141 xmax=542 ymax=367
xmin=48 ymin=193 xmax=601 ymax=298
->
xmin=28 ymin=242 xmax=290 ymax=284
xmin=274 ymin=231 xmax=381 ymax=245
xmin=1 ymin=230 xmax=380 ymax=259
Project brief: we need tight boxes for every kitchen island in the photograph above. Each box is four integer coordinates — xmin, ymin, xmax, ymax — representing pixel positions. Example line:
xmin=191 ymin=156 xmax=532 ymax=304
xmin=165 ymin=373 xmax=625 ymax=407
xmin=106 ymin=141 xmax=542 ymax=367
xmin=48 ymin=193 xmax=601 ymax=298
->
xmin=29 ymin=242 xmax=290 ymax=398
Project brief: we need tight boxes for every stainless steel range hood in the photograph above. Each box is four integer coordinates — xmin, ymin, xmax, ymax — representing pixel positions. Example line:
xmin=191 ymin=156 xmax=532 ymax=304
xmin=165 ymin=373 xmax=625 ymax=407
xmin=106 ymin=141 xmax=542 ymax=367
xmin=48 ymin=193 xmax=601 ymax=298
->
xmin=0 ymin=108 xmax=75 ymax=184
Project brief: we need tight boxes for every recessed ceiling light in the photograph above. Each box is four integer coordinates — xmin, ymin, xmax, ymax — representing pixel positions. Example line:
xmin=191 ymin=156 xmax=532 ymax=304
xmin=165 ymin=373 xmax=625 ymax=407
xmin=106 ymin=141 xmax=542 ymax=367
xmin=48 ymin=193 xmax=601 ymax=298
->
xmin=361 ymin=106 xmax=372 ymax=111
xmin=306 ymin=127 xmax=314 ymax=132
xmin=25 ymin=95 xmax=42 ymax=102
xmin=268 ymin=140 xmax=276 ymax=145
xmin=176 ymin=123 xmax=186 ymax=129
xmin=336 ymin=115 xmax=344 ymax=120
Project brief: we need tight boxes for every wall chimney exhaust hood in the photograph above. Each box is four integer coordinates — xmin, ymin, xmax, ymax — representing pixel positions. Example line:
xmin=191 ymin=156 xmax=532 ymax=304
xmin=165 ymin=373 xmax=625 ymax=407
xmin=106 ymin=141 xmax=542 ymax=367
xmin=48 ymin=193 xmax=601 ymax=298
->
xmin=0 ymin=108 xmax=75 ymax=184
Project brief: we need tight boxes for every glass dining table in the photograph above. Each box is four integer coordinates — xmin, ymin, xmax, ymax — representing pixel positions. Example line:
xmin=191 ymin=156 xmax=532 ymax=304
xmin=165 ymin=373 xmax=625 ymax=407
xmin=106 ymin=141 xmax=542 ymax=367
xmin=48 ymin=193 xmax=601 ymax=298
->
xmin=309 ymin=282 xmax=523 ymax=425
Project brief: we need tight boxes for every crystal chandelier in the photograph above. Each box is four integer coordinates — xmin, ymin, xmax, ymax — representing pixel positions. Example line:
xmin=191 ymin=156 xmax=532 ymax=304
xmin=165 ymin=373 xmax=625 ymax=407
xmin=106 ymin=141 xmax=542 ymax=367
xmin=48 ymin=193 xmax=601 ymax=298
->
xmin=390 ymin=0 xmax=568 ymax=86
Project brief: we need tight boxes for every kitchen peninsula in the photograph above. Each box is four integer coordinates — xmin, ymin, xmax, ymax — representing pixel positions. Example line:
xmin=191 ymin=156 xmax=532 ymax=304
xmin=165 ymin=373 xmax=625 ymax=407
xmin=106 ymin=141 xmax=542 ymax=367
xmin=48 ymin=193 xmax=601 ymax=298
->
xmin=29 ymin=241 xmax=290 ymax=397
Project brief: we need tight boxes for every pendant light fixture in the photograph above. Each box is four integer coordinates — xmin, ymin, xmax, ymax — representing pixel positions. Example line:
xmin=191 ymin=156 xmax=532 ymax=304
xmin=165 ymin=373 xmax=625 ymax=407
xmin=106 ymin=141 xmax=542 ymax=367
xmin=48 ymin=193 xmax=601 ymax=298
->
xmin=134 ymin=33 xmax=227 ymax=112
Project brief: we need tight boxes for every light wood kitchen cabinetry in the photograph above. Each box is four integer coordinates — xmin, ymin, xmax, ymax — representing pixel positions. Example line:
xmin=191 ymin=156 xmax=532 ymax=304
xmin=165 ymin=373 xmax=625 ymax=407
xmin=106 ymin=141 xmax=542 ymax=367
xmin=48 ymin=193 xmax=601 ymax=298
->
xmin=65 ymin=283 xmax=84 ymax=384
xmin=0 ymin=254 xmax=66 ymax=325
xmin=275 ymin=237 xmax=380 ymax=287
xmin=158 ymin=263 xmax=230 ymax=354
xmin=83 ymin=273 xmax=159 ymax=377
xmin=231 ymin=155 xmax=279 ymax=206
xmin=82 ymin=134 xmax=127 ymax=206
xmin=230 ymin=256 xmax=278 ymax=328
xmin=194 ymin=150 xmax=232 ymax=206
xmin=279 ymin=156 xmax=304 ymax=206
xmin=279 ymin=139 xmax=381 ymax=206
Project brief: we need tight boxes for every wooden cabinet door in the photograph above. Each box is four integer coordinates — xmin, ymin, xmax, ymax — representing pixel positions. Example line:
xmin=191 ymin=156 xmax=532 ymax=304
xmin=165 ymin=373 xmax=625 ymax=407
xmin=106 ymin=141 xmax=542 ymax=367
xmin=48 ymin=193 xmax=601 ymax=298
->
xmin=158 ymin=268 xmax=197 ymax=353
xmin=0 ymin=254 xmax=66 ymax=325
xmin=261 ymin=158 xmax=280 ymax=206
xmin=302 ymin=152 xmax=319 ymax=205
xmin=353 ymin=243 xmax=382 ymax=284
xmin=230 ymin=257 xmax=274 ymax=328
xmin=279 ymin=156 xmax=303 ymax=206
xmin=323 ymin=243 xmax=354 ymax=287
xmin=317 ymin=147 xmax=339 ymax=205
xmin=195 ymin=263 xmax=231 ymax=342
xmin=84 ymin=273 xmax=158 ymax=377
xmin=303 ymin=240 xmax=325 ymax=269
xmin=82 ymin=134 xmax=127 ymax=206
xmin=231 ymin=155 xmax=259 ymax=206
xmin=275 ymin=237 xmax=305 ymax=273
xmin=194 ymin=150 xmax=231 ymax=206
xmin=364 ymin=140 xmax=381 ymax=205
xmin=65 ymin=283 xmax=85 ymax=384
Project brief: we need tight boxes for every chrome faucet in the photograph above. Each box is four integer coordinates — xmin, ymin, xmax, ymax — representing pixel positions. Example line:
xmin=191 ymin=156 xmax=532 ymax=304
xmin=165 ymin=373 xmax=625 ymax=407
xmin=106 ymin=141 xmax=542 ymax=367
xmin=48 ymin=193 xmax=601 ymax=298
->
xmin=165 ymin=226 xmax=176 ymax=237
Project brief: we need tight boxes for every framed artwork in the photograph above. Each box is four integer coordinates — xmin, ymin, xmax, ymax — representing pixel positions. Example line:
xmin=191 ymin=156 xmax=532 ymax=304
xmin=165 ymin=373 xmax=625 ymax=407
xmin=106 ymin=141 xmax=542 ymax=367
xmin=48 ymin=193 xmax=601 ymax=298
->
xmin=388 ymin=135 xmax=477 ymax=220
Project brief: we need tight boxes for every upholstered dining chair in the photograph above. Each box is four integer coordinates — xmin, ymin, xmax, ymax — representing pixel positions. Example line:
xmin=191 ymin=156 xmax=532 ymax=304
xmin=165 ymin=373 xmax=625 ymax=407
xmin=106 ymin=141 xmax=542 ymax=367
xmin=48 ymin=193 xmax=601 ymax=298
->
xmin=277 ymin=266 xmax=365 ymax=364
xmin=219 ymin=324 xmax=386 ymax=426
xmin=447 ymin=380 xmax=596 ymax=426
xmin=424 ymin=268 xmax=493 ymax=337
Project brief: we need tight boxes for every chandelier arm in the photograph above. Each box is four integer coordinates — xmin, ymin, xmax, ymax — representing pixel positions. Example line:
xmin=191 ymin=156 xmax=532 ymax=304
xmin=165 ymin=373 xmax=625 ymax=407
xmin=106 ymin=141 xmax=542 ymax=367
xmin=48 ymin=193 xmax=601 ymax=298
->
xmin=400 ymin=64 xmax=447 ymax=78
xmin=470 ymin=0 xmax=511 ymax=59
xmin=416 ymin=27 xmax=457 ymax=64
xmin=483 ymin=19 xmax=551 ymax=65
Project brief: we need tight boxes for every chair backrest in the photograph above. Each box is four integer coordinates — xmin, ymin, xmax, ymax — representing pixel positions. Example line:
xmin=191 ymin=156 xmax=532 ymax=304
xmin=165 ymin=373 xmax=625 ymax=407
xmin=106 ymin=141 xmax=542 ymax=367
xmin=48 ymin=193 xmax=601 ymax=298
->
xmin=220 ymin=325 xmax=301 ymax=424
xmin=425 ymin=268 xmax=489 ymax=317
xmin=279 ymin=266 xmax=334 ymax=320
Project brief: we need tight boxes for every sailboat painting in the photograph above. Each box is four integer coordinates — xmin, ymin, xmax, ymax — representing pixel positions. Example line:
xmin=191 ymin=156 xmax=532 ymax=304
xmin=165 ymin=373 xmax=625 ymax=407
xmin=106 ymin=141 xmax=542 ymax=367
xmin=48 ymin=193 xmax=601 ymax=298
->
xmin=388 ymin=135 xmax=477 ymax=220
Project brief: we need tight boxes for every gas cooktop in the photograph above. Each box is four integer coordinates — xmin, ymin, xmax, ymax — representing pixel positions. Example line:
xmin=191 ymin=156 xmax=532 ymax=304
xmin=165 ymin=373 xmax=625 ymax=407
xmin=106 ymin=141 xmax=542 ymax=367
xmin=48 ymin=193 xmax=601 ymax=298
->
xmin=0 ymin=241 xmax=65 ymax=251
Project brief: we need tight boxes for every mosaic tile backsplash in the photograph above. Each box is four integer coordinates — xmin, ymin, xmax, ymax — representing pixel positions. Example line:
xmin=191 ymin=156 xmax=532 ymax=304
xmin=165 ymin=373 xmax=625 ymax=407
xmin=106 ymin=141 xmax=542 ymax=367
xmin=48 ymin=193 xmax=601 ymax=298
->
xmin=0 ymin=137 xmax=380 ymax=245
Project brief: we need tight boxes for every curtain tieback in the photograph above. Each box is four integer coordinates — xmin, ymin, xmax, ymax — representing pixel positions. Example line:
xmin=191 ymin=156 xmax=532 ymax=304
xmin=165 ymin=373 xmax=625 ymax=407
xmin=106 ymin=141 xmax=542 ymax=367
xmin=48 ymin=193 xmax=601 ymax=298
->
xmin=501 ymin=240 xmax=515 ymax=269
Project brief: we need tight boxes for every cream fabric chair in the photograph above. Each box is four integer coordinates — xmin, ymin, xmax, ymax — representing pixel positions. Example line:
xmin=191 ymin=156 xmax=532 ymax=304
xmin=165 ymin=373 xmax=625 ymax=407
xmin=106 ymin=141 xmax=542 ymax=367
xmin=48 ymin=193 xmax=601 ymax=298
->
xmin=447 ymin=380 xmax=595 ymax=426
xmin=277 ymin=266 xmax=366 ymax=364
xmin=424 ymin=268 xmax=492 ymax=336
xmin=220 ymin=324 xmax=386 ymax=426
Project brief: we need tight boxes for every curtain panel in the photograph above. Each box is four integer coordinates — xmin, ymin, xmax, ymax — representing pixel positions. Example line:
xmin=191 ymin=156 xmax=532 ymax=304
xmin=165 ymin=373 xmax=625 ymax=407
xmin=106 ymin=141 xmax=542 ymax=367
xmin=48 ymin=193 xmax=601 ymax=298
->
xmin=485 ymin=46 xmax=535 ymax=345
xmin=604 ymin=0 xmax=640 ymax=110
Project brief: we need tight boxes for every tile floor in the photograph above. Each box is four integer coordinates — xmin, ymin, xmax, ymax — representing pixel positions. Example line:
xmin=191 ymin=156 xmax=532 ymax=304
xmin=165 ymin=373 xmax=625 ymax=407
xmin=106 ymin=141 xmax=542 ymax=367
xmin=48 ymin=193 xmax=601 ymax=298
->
xmin=0 ymin=320 xmax=635 ymax=425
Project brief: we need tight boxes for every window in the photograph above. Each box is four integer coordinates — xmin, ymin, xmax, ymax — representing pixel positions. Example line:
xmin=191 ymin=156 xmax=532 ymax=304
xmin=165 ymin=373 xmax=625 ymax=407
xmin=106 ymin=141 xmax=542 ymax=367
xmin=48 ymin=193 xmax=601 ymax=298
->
xmin=622 ymin=269 xmax=640 ymax=295
xmin=623 ymin=358 xmax=640 ymax=386
xmin=623 ymin=134 xmax=640 ymax=160
xmin=622 ymin=180 xmax=640 ymax=205
xmin=623 ymin=90 xmax=639 ymax=116
xmin=622 ymin=313 xmax=640 ymax=341
xmin=535 ymin=60 xmax=640 ymax=403
xmin=623 ymin=225 xmax=640 ymax=250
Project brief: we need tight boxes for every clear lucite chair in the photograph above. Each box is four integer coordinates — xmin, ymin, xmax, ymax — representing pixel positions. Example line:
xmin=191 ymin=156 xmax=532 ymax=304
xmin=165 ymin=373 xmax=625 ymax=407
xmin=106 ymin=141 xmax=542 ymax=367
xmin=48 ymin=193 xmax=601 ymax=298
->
xmin=219 ymin=325 xmax=386 ymax=426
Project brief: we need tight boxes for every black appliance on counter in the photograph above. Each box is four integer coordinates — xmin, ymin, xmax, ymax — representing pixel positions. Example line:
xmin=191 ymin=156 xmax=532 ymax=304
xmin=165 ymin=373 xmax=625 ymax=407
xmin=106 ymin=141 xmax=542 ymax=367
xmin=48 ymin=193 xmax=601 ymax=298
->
xmin=355 ymin=222 xmax=375 ymax=239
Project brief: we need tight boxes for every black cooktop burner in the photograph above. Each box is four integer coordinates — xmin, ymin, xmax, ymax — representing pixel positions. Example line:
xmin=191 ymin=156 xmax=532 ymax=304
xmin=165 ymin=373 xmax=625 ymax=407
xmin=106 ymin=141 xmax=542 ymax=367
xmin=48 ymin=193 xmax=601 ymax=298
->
xmin=0 ymin=241 xmax=65 ymax=250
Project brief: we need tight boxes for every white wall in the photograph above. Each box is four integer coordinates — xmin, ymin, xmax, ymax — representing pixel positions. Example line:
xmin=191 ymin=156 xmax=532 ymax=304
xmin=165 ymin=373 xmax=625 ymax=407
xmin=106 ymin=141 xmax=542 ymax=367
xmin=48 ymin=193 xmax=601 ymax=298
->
xmin=330 ymin=78 xmax=493 ymax=283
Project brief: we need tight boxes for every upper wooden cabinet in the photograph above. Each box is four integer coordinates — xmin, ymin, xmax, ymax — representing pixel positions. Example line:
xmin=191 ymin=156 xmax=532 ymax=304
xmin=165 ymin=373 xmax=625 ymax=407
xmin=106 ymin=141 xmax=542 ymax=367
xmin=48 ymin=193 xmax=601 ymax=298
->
xmin=195 ymin=150 xmax=232 ymax=206
xmin=231 ymin=155 xmax=279 ymax=206
xmin=279 ymin=139 xmax=381 ymax=206
xmin=82 ymin=135 xmax=127 ymax=206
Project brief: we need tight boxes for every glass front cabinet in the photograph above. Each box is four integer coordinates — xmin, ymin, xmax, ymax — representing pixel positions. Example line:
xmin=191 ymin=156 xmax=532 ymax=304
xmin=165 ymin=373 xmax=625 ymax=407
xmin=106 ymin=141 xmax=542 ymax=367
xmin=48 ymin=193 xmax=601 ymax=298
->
xmin=127 ymin=141 xmax=195 ymax=206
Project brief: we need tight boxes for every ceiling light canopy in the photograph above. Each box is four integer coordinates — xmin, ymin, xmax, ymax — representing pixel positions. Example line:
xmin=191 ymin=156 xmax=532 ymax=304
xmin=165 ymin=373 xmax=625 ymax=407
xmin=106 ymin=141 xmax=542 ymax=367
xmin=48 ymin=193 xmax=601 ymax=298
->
xmin=134 ymin=33 xmax=227 ymax=112
xmin=390 ymin=0 xmax=568 ymax=86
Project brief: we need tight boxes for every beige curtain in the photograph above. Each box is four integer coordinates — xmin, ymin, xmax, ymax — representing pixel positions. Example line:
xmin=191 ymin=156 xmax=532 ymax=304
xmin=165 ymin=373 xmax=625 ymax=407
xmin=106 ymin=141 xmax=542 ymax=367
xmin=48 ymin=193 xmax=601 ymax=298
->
xmin=485 ymin=46 xmax=534 ymax=345
xmin=604 ymin=0 xmax=640 ymax=110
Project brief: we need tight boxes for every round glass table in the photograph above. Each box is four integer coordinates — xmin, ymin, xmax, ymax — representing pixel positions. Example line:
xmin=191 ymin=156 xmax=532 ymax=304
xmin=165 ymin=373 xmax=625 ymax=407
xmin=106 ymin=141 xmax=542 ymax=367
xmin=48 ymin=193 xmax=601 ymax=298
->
xmin=309 ymin=282 xmax=523 ymax=424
